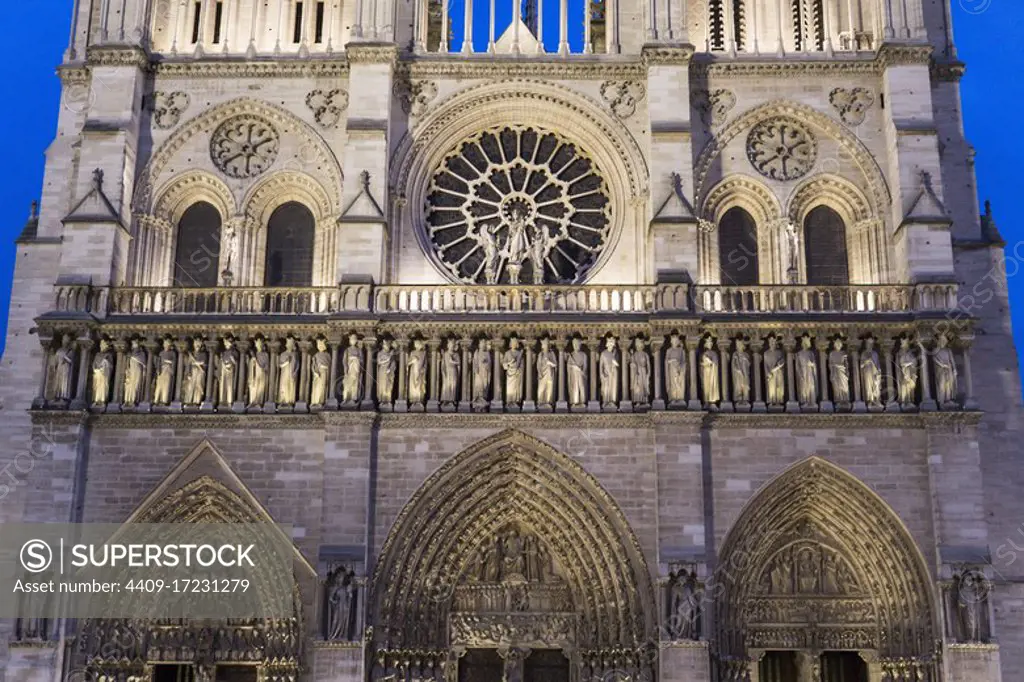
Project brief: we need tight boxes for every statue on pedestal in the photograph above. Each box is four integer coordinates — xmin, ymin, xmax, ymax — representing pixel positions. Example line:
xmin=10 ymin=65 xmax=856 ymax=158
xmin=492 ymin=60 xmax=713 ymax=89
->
xmin=700 ymin=337 xmax=720 ymax=405
xmin=897 ymin=336 xmax=919 ymax=405
xmin=860 ymin=337 xmax=882 ymax=407
xmin=665 ymin=334 xmax=687 ymax=404
xmin=567 ymin=338 xmax=588 ymax=407
xmin=731 ymin=339 xmax=751 ymax=404
xmin=828 ymin=338 xmax=850 ymax=404
xmin=218 ymin=337 xmax=239 ymax=405
xmin=123 ymin=339 xmax=146 ymax=406
xmin=536 ymin=338 xmax=557 ymax=406
xmin=325 ymin=566 xmax=357 ymax=641
xmin=183 ymin=337 xmax=208 ymax=406
xmin=472 ymin=339 xmax=492 ymax=403
xmin=407 ymin=339 xmax=428 ymax=405
xmin=376 ymin=339 xmax=397 ymax=403
xmin=795 ymin=336 xmax=817 ymax=406
xmin=630 ymin=337 xmax=651 ymax=404
xmin=153 ymin=338 xmax=176 ymax=406
xmin=599 ymin=337 xmax=619 ymax=406
xmin=764 ymin=336 xmax=786 ymax=405
xmin=277 ymin=337 xmax=299 ymax=405
xmin=247 ymin=337 xmax=269 ymax=407
xmin=341 ymin=333 xmax=363 ymax=404
xmin=310 ymin=338 xmax=331 ymax=406
xmin=934 ymin=335 xmax=959 ymax=406
xmin=503 ymin=338 xmax=525 ymax=405
xmin=440 ymin=338 xmax=461 ymax=404
xmin=51 ymin=335 xmax=75 ymax=402
xmin=91 ymin=339 xmax=113 ymax=405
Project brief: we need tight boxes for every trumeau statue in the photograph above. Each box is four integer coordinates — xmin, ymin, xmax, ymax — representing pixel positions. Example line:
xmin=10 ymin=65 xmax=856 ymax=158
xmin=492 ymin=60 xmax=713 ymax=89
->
xmin=897 ymin=336 xmax=919 ymax=405
xmin=567 ymin=338 xmax=588 ymax=407
xmin=325 ymin=565 xmax=357 ymax=641
xmin=599 ymin=337 xmax=619 ymax=406
xmin=91 ymin=338 xmax=114 ymax=405
xmin=218 ymin=337 xmax=239 ymax=406
xmin=440 ymin=338 xmax=460 ymax=404
xmin=472 ymin=339 xmax=492 ymax=403
xmin=731 ymin=339 xmax=751 ymax=404
xmin=407 ymin=339 xmax=428 ymax=405
xmin=153 ymin=337 xmax=176 ymax=406
xmin=277 ymin=337 xmax=299 ymax=405
xmin=376 ymin=339 xmax=397 ymax=404
xmin=665 ymin=334 xmax=687 ymax=405
xmin=536 ymin=338 xmax=557 ymax=407
xmin=183 ymin=337 xmax=208 ymax=406
xmin=796 ymin=335 xmax=818 ymax=406
xmin=934 ymin=334 xmax=959 ymax=406
xmin=630 ymin=337 xmax=651 ymax=405
xmin=51 ymin=334 xmax=75 ymax=402
xmin=341 ymin=333 xmax=363 ymax=404
xmin=248 ymin=337 xmax=270 ymax=407
xmin=764 ymin=336 xmax=786 ymax=405
xmin=860 ymin=337 xmax=883 ymax=407
xmin=123 ymin=339 xmax=146 ymax=406
xmin=503 ymin=337 xmax=525 ymax=405
xmin=700 ymin=337 xmax=720 ymax=405
xmin=828 ymin=338 xmax=850 ymax=404
xmin=310 ymin=338 xmax=331 ymax=407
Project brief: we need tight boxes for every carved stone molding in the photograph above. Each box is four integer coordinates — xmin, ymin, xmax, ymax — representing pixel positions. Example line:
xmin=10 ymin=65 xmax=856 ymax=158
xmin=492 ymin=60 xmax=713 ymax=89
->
xmin=305 ymin=88 xmax=349 ymax=128
xmin=84 ymin=45 xmax=149 ymax=69
xmin=345 ymin=44 xmax=399 ymax=64
xmin=600 ymin=81 xmax=646 ymax=118
xmin=393 ymin=77 xmax=438 ymax=116
xmin=829 ymin=88 xmax=874 ymax=126
xmin=209 ymin=114 xmax=281 ymax=179
xmin=450 ymin=613 xmax=576 ymax=648
xmin=406 ymin=60 xmax=646 ymax=80
xmin=153 ymin=60 xmax=350 ymax=78
xmin=151 ymin=91 xmax=191 ymax=129
xmin=746 ymin=117 xmax=818 ymax=182
xmin=693 ymin=89 xmax=736 ymax=128
xmin=641 ymin=45 xmax=696 ymax=65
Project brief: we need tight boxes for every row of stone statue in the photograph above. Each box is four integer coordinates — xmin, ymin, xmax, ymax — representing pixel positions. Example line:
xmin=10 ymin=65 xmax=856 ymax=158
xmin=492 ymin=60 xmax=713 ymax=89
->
xmin=41 ymin=330 xmax=968 ymax=413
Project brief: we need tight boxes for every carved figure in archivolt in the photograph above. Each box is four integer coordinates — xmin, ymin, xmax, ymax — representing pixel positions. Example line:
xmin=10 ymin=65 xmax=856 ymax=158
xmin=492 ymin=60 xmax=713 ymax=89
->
xmin=472 ymin=339 xmax=492 ymax=403
xmin=441 ymin=338 xmax=460 ymax=404
xmin=51 ymin=335 xmax=76 ymax=402
xmin=247 ymin=337 xmax=269 ymax=406
xmin=277 ymin=337 xmax=299 ymax=405
xmin=341 ymin=334 xmax=363 ymax=405
xmin=91 ymin=339 xmax=114 ymax=405
xmin=153 ymin=338 xmax=176 ymax=405
xmin=567 ymin=338 xmax=588 ymax=407
xmin=407 ymin=339 xmax=428 ymax=405
xmin=667 ymin=568 xmax=701 ymax=640
xmin=536 ymin=338 xmax=557 ymax=407
xmin=828 ymin=338 xmax=850 ymax=404
xmin=665 ymin=334 xmax=687 ymax=404
xmin=897 ymin=337 xmax=919 ymax=405
xmin=934 ymin=335 xmax=958 ymax=406
xmin=860 ymin=337 xmax=882 ymax=407
xmin=123 ymin=339 xmax=146 ymax=406
xmin=503 ymin=338 xmax=525 ymax=405
xmin=325 ymin=565 xmax=357 ymax=641
xmin=376 ymin=339 xmax=397 ymax=404
xmin=310 ymin=338 xmax=331 ymax=407
xmin=599 ymin=337 xmax=620 ymax=406
xmin=764 ymin=336 xmax=786 ymax=405
xmin=732 ymin=338 xmax=751 ymax=404
xmin=700 ymin=337 xmax=720 ymax=405
xmin=218 ymin=337 xmax=239 ymax=405
xmin=796 ymin=336 xmax=818 ymax=406
xmin=183 ymin=337 xmax=208 ymax=405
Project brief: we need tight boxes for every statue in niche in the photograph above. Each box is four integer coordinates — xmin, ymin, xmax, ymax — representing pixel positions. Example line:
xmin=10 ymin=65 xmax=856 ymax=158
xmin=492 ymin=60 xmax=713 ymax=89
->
xmin=376 ymin=339 xmax=397 ymax=404
xmin=953 ymin=569 xmax=988 ymax=643
xmin=860 ymin=337 xmax=883 ymax=407
xmin=247 ymin=337 xmax=269 ymax=407
xmin=700 ymin=337 xmax=720 ymax=405
xmin=665 ymin=334 xmax=687 ymax=404
xmin=51 ymin=335 xmax=75 ymax=402
xmin=797 ymin=548 xmax=820 ymax=594
xmin=152 ymin=338 xmax=176 ymax=405
xmin=407 ymin=339 xmax=428 ymax=405
xmin=567 ymin=338 xmax=588 ymax=407
xmin=183 ymin=337 xmax=208 ymax=405
xmin=896 ymin=336 xmax=919 ymax=405
xmin=536 ymin=338 xmax=557 ymax=406
xmin=503 ymin=338 xmax=525 ymax=405
xmin=769 ymin=549 xmax=793 ymax=594
xmin=123 ymin=339 xmax=146 ymax=406
xmin=731 ymin=338 xmax=751 ymax=404
xmin=310 ymin=338 xmax=331 ymax=406
xmin=440 ymin=338 xmax=460 ymax=404
xmin=91 ymin=339 xmax=113 ymax=405
xmin=795 ymin=335 xmax=818 ymax=406
xmin=599 ymin=337 xmax=619 ymax=406
xmin=277 ymin=337 xmax=299 ymax=405
xmin=828 ymin=338 xmax=850 ymax=404
xmin=218 ymin=337 xmax=239 ymax=405
xmin=472 ymin=339 xmax=492 ymax=403
xmin=325 ymin=565 xmax=357 ymax=641
xmin=764 ymin=336 xmax=786 ymax=405
xmin=934 ymin=335 xmax=959 ymax=406
xmin=341 ymin=333 xmax=363 ymax=404
xmin=667 ymin=568 xmax=701 ymax=641
xmin=630 ymin=338 xmax=651 ymax=405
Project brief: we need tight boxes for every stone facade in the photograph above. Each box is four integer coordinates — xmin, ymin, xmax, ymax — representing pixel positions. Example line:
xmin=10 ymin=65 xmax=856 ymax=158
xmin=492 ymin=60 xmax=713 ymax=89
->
xmin=1 ymin=0 xmax=1021 ymax=681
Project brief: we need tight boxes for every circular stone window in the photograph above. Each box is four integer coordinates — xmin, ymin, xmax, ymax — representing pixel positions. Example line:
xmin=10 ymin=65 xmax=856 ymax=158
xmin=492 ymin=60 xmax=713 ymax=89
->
xmin=745 ymin=117 xmax=817 ymax=182
xmin=210 ymin=115 xmax=281 ymax=179
xmin=425 ymin=125 xmax=612 ymax=285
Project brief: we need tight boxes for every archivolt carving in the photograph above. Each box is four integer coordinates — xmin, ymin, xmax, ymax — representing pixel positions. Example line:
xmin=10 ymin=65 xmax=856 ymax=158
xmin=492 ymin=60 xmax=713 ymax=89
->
xmin=151 ymin=171 xmax=236 ymax=226
xmin=242 ymin=170 xmax=334 ymax=227
xmin=786 ymin=173 xmax=874 ymax=225
xmin=701 ymin=174 xmax=783 ymax=225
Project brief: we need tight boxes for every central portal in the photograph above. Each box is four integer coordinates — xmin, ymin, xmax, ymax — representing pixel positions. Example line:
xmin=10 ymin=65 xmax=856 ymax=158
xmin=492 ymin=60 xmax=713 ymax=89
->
xmin=457 ymin=649 xmax=570 ymax=682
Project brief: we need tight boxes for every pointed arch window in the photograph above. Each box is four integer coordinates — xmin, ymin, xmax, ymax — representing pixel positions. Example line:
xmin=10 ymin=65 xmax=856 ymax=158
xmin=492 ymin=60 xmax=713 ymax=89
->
xmin=718 ymin=207 xmax=759 ymax=285
xmin=264 ymin=202 xmax=315 ymax=286
xmin=173 ymin=202 xmax=221 ymax=288
xmin=804 ymin=205 xmax=849 ymax=285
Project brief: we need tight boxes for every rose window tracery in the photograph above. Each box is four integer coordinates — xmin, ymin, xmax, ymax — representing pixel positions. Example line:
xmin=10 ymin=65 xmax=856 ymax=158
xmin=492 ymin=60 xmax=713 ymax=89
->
xmin=210 ymin=115 xmax=281 ymax=179
xmin=746 ymin=117 xmax=817 ymax=181
xmin=425 ymin=125 xmax=612 ymax=285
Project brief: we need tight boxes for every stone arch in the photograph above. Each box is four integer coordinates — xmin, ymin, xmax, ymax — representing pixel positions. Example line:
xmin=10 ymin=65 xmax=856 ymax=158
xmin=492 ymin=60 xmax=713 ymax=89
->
xmin=699 ymin=174 xmax=784 ymax=284
xmin=370 ymin=429 xmax=657 ymax=680
xmin=152 ymin=170 xmax=237 ymax=226
xmin=713 ymin=457 xmax=937 ymax=679
xmin=390 ymin=80 xmax=649 ymax=285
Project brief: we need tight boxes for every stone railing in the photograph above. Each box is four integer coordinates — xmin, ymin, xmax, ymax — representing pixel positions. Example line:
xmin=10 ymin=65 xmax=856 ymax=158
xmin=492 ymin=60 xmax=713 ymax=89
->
xmin=104 ymin=286 xmax=368 ymax=315
xmin=372 ymin=284 xmax=685 ymax=314
xmin=693 ymin=283 xmax=960 ymax=314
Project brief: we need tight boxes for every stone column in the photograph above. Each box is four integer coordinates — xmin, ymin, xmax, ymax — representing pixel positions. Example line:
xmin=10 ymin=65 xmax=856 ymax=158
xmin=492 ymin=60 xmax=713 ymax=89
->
xmin=33 ymin=335 xmax=53 ymax=408
xmin=200 ymin=340 xmax=217 ymax=413
xmin=751 ymin=338 xmax=766 ymax=413
xmin=71 ymin=338 xmax=94 ymax=410
xmin=327 ymin=337 xmax=341 ymax=410
xmin=851 ymin=345 xmax=865 ymax=413
xmin=618 ymin=337 xmax=631 ymax=412
xmin=108 ymin=336 xmax=127 ymax=413
xmin=687 ymin=336 xmax=701 ymax=410
xmin=294 ymin=339 xmax=311 ymax=413
xmin=718 ymin=338 xmax=734 ymax=412
xmin=556 ymin=335 xmax=568 ymax=413
xmin=961 ymin=340 xmax=978 ymax=410
xmin=881 ymin=338 xmax=898 ymax=412
xmin=362 ymin=336 xmax=377 ymax=410
xmin=587 ymin=335 xmax=600 ymax=412
xmin=395 ymin=337 xmax=409 ymax=412
xmin=140 ymin=338 xmax=157 ymax=411
xmin=490 ymin=338 xmax=504 ymax=412
xmin=784 ymin=336 xmax=799 ymax=413
xmin=817 ymin=338 xmax=832 ymax=413
xmin=264 ymin=339 xmax=280 ymax=413
xmin=234 ymin=336 xmax=249 ymax=413
xmin=523 ymin=336 xmax=536 ymax=413
xmin=427 ymin=337 xmax=441 ymax=412
xmin=652 ymin=336 xmax=665 ymax=410
xmin=459 ymin=336 xmax=473 ymax=413
xmin=919 ymin=336 xmax=937 ymax=411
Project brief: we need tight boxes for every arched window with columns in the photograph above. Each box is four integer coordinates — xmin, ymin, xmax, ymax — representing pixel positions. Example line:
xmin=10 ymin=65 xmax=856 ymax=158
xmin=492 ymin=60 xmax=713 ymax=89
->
xmin=803 ymin=205 xmax=849 ymax=285
xmin=264 ymin=202 xmax=316 ymax=286
xmin=173 ymin=202 xmax=222 ymax=288
xmin=718 ymin=206 xmax=759 ymax=285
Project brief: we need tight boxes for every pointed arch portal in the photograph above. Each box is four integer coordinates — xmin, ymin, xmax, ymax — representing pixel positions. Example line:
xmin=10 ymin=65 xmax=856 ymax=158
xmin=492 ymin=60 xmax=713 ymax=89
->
xmin=370 ymin=430 xmax=657 ymax=681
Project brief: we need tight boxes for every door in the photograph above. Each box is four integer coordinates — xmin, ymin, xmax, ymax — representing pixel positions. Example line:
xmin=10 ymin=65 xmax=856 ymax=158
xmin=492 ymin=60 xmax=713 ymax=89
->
xmin=459 ymin=649 xmax=504 ymax=682
xmin=525 ymin=649 xmax=570 ymax=682
xmin=760 ymin=651 xmax=799 ymax=682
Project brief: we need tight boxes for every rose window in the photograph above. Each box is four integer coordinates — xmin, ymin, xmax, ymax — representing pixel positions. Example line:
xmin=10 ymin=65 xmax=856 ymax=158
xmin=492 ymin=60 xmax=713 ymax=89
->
xmin=746 ymin=117 xmax=817 ymax=182
xmin=425 ymin=126 xmax=612 ymax=285
xmin=210 ymin=115 xmax=281 ymax=179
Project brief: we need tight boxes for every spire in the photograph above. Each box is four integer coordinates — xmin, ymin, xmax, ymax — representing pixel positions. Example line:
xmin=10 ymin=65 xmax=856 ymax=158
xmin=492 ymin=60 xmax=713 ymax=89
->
xmin=980 ymin=199 xmax=1005 ymax=245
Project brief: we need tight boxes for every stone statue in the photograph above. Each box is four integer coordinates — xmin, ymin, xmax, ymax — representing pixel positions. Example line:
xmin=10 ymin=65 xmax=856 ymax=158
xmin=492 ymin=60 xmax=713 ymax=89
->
xmin=934 ymin=335 xmax=959 ymax=406
xmin=479 ymin=223 xmax=501 ymax=285
xmin=567 ymin=338 xmax=588 ymax=407
xmin=828 ymin=338 xmax=850 ymax=404
xmin=51 ymin=335 xmax=75 ymax=402
xmin=91 ymin=339 xmax=113 ymax=405
xmin=183 ymin=337 xmax=208 ymax=406
xmin=376 ymin=339 xmax=397 ymax=404
xmin=599 ymin=337 xmax=619 ymax=406
xmin=536 ymin=338 xmax=557 ymax=406
xmin=502 ymin=207 xmax=530 ymax=285
xmin=630 ymin=337 xmax=651 ymax=404
xmin=503 ymin=338 xmax=524 ymax=405
xmin=440 ymin=338 xmax=460 ymax=404
xmin=700 ymin=337 xmax=720 ymax=405
xmin=248 ymin=337 xmax=269 ymax=407
xmin=797 ymin=549 xmax=819 ymax=593
xmin=860 ymin=337 xmax=882 ymax=407
xmin=770 ymin=549 xmax=793 ymax=594
xmin=218 ymin=337 xmax=239 ymax=405
xmin=954 ymin=569 xmax=987 ymax=643
xmin=529 ymin=224 xmax=551 ymax=285
xmin=668 ymin=570 xmax=701 ymax=641
xmin=325 ymin=566 xmax=356 ymax=641
xmin=822 ymin=552 xmax=842 ymax=595
xmin=665 ymin=334 xmax=687 ymax=404
xmin=731 ymin=339 xmax=751 ymax=404
xmin=123 ymin=339 xmax=146 ymax=406
xmin=341 ymin=333 xmax=362 ymax=404
xmin=407 ymin=339 xmax=428 ymax=405
xmin=310 ymin=338 xmax=331 ymax=406
xmin=277 ymin=337 xmax=299 ymax=405
xmin=795 ymin=335 xmax=818 ymax=406
xmin=153 ymin=338 xmax=176 ymax=405
xmin=764 ymin=336 xmax=786 ymax=405
xmin=897 ymin=336 xmax=919 ymax=405
xmin=472 ymin=339 xmax=492 ymax=403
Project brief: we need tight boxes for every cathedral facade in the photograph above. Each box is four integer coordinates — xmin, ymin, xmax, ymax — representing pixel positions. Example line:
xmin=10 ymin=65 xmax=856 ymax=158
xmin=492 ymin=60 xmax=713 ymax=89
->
xmin=1 ymin=0 xmax=1021 ymax=680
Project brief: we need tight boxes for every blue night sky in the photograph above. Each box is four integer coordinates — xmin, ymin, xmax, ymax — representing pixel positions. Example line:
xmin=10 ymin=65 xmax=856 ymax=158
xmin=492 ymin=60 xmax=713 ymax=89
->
xmin=0 ymin=1 xmax=1020 ymax=366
